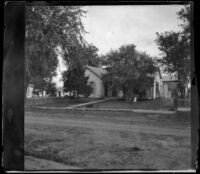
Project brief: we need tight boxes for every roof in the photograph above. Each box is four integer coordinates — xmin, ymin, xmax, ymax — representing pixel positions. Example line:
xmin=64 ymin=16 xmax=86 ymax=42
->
xmin=28 ymin=84 xmax=34 ymax=87
xmin=86 ymin=65 xmax=107 ymax=78
xmin=162 ymin=75 xmax=178 ymax=82
xmin=146 ymin=69 xmax=162 ymax=79
xmin=57 ymin=87 xmax=64 ymax=91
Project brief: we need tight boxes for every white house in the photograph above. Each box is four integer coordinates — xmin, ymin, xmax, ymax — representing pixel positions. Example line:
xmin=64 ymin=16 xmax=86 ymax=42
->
xmin=56 ymin=87 xmax=65 ymax=97
xmin=145 ymin=70 xmax=163 ymax=99
xmin=160 ymin=75 xmax=179 ymax=98
xmin=27 ymin=65 xmax=179 ymax=100
xmin=85 ymin=65 xmax=107 ymax=98
xmin=26 ymin=84 xmax=48 ymax=98
xmin=85 ymin=65 xmax=163 ymax=99
xmin=26 ymin=84 xmax=34 ymax=98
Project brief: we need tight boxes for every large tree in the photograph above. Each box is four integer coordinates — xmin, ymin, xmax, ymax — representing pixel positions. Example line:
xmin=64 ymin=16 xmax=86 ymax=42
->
xmin=25 ymin=6 xmax=86 ymax=94
xmin=63 ymin=43 xmax=101 ymax=67
xmin=102 ymin=44 xmax=156 ymax=100
xmin=155 ymin=5 xmax=191 ymax=98
xmin=62 ymin=62 xmax=92 ymax=98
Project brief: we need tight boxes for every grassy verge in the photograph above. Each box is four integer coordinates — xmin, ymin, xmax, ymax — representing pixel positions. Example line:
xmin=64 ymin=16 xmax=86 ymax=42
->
xmin=80 ymin=98 xmax=175 ymax=111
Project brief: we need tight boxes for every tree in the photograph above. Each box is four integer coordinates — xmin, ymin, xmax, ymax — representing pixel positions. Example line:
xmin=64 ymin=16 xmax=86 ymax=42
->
xmin=63 ymin=43 xmax=101 ymax=67
xmin=81 ymin=44 xmax=101 ymax=67
xmin=63 ymin=63 xmax=92 ymax=98
xmin=45 ymin=82 xmax=57 ymax=96
xmin=102 ymin=44 xmax=156 ymax=100
xmin=25 ymin=6 xmax=86 ymax=94
xmin=155 ymin=5 xmax=191 ymax=98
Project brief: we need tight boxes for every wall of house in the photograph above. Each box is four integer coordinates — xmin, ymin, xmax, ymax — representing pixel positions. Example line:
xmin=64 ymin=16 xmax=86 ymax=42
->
xmin=160 ymin=81 xmax=180 ymax=98
xmin=160 ymin=83 xmax=170 ymax=98
xmin=146 ymin=87 xmax=153 ymax=98
xmin=154 ymin=72 xmax=162 ymax=98
xmin=26 ymin=85 xmax=34 ymax=98
xmin=26 ymin=85 xmax=49 ymax=98
xmin=85 ymin=69 xmax=104 ymax=98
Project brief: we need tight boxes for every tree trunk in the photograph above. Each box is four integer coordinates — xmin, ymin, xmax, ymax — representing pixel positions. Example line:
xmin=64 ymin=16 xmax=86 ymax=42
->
xmin=127 ymin=83 xmax=133 ymax=102
xmin=130 ymin=84 xmax=133 ymax=101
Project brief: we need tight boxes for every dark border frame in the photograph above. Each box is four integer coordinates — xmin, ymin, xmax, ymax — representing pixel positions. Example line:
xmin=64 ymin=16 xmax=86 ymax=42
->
xmin=3 ymin=0 xmax=199 ymax=172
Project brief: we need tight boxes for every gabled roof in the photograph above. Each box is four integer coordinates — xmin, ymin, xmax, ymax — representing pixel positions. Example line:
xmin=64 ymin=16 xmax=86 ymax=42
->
xmin=146 ymin=69 xmax=162 ymax=79
xmin=86 ymin=65 xmax=107 ymax=79
xmin=162 ymin=75 xmax=178 ymax=81
xmin=28 ymin=84 xmax=34 ymax=87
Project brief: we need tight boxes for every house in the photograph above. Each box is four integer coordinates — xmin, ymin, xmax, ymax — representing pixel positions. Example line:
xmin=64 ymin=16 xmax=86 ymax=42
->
xmin=56 ymin=87 xmax=65 ymax=97
xmin=26 ymin=84 xmax=34 ymax=98
xmin=26 ymin=65 xmax=178 ymax=100
xmin=145 ymin=70 xmax=163 ymax=99
xmin=26 ymin=84 xmax=48 ymax=98
xmin=85 ymin=65 xmax=163 ymax=99
xmin=85 ymin=65 xmax=107 ymax=98
xmin=160 ymin=75 xmax=179 ymax=98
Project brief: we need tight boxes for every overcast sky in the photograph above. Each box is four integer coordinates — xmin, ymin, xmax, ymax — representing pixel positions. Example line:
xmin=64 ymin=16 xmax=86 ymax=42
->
xmin=53 ymin=5 xmax=185 ymax=87
xmin=81 ymin=5 xmax=184 ymax=57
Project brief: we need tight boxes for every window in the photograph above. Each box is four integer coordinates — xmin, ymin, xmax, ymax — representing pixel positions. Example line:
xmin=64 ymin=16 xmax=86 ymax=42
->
xmin=90 ymin=81 xmax=95 ymax=93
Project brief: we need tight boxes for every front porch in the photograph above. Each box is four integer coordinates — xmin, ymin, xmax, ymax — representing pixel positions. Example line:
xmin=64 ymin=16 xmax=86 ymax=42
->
xmin=104 ymin=80 xmax=160 ymax=100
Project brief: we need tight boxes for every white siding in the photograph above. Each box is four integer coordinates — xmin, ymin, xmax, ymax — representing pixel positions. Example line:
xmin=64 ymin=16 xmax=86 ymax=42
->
xmin=26 ymin=85 xmax=34 ymax=98
xmin=85 ymin=69 xmax=104 ymax=98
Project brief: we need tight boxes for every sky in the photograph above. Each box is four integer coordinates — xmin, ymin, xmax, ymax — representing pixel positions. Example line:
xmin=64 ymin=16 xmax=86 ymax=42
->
xmin=81 ymin=5 xmax=184 ymax=57
xmin=53 ymin=5 xmax=185 ymax=88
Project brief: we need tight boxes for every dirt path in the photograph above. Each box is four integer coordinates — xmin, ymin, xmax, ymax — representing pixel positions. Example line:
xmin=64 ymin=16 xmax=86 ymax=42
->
xmin=25 ymin=115 xmax=190 ymax=137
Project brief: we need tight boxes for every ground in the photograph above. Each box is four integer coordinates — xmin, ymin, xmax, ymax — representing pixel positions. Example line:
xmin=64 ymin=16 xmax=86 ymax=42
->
xmin=25 ymin=104 xmax=191 ymax=170
xmin=34 ymin=98 xmax=175 ymax=111
xmin=79 ymin=98 xmax=175 ymax=110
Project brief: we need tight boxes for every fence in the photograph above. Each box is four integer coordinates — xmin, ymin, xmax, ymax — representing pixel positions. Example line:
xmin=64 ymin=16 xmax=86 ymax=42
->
xmin=177 ymin=98 xmax=191 ymax=107
xmin=25 ymin=96 xmax=100 ymax=108
xmin=25 ymin=97 xmax=65 ymax=106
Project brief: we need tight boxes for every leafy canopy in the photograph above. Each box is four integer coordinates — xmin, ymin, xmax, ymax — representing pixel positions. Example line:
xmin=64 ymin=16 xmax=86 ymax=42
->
xmin=25 ymin=6 xmax=86 ymax=91
xmin=155 ymin=5 xmax=191 ymax=97
xmin=63 ymin=62 xmax=92 ymax=97
xmin=102 ymin=44 xmax=157 ymax=97
xmin=63 ymin=43 xmax=101 ymax=68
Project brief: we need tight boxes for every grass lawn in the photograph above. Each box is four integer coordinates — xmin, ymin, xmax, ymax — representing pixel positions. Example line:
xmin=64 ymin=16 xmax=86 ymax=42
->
xmin=25 ymin=109 xmax=191 ymax=170
xmin=33 ymin=98 xmax=175 ymax=111
xmin=79 ymin=98 xmax=175 ymax=111
xmin=35 ymin=99 xmax=86 ymax=108
xmin=34 ymin=98 xmax=103 ymax=108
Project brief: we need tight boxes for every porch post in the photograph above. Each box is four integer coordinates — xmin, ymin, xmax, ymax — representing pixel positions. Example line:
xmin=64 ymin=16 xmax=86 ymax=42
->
xmin=153 ymin=80 xmax=156 ymax=99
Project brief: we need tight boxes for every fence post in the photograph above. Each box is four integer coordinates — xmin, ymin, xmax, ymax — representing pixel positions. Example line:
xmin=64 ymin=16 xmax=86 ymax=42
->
xmin=174 ymin=97 xmax=177 ymax=111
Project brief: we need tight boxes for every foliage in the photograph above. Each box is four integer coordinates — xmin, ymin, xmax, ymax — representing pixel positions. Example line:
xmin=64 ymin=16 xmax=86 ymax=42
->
xmin=155 ymin=5 xmax=191 ymax=97
xmin=45 ymin=82 xmax=57 ymax=96
xmin=62 ymin=42 xmax=101 ymax=97
xmin=63 ymin=63 xmax=92 ymax=97
xmin=102 ymin=44 xmax=157 ymax=99
xmin=63 ymin=43 xmax=101 ymax=67
xmin=81 ymin=44 xmax=101 ymax=67
xmin=25 ymin=6 xmax=86 ymax=92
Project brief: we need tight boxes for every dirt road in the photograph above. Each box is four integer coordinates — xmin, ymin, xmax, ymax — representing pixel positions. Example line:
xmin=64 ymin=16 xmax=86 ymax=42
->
xmin=25 ymin=114 xmax=190 ymax=137
xmin=25 ymin=110 xmax=191 ymax=170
